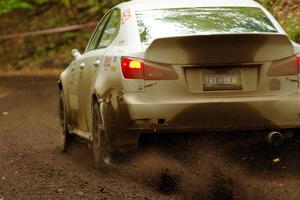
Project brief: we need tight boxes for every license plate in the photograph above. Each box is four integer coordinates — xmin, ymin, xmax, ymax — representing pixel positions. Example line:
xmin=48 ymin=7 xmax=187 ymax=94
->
xmin=203 ymin=71 xmax=242 ymax=91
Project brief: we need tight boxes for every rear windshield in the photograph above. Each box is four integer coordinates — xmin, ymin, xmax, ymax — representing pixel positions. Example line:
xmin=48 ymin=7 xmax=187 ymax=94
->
xmin=135 ymin=7 xmax=277 ymax=46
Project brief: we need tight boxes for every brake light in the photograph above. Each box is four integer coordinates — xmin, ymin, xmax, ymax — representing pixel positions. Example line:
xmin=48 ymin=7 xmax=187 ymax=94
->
xmin=129 ymin=60 xmax=142 ymax=69
xmin=121 ymin=57 xmax=144 ymax=79
xmin=121 ymin=57 xmax=178 ymax=80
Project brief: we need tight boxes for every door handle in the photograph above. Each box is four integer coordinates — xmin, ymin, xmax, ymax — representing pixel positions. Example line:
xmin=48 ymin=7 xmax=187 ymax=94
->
xmin=79 ymin=62 xmax=85 ymax=70
xmin=93 ymin=60 xmax=100 ymax=67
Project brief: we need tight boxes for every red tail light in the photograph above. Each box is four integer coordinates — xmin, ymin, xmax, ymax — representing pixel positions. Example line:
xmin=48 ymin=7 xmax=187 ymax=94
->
xmin=121 ymin=57 xmax=144 ymax=79
xmin=121 ymin=57 xmax=178 ymax=80
xmin=267 ymin=55 xmax=299 ymax=76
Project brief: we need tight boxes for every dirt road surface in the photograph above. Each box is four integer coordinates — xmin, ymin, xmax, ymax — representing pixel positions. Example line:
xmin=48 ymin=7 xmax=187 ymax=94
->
xmin=1 ymin=76 xmax=300 ymax=200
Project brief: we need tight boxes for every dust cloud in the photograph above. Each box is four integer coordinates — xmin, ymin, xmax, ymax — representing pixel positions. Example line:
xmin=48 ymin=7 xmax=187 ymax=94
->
xmin=111 ymin=133 xmax=300 ymax=200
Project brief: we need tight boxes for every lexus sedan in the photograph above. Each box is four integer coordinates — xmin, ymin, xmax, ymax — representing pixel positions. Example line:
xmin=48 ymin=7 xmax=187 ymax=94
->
xmin=58 ymin=0 xmax=300 ymax=169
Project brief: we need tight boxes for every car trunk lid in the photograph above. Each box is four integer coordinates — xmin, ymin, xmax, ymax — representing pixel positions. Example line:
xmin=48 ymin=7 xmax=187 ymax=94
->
xmin=143 ymin=33 xmax=298 ymax=96
xmin=145 ymin=33 xmax=295 ymax=64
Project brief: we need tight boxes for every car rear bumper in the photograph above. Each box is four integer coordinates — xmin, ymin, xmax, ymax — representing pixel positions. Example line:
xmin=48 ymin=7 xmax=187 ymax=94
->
xmin=123 ymin=93 xmax=300 ymax=132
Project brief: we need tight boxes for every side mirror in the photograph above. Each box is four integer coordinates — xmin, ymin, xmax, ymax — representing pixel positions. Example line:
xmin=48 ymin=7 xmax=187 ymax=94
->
xmin=71 ymin=49 xmax=82 ymax=60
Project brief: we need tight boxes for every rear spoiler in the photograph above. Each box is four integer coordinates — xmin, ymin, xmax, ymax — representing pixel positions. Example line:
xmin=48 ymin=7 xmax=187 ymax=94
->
xmin=145 ymin=33 xmax=295 ymax=65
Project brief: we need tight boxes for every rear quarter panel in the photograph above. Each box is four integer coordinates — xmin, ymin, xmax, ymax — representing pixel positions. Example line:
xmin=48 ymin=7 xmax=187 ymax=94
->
xmin=93 ymin=5 xmax=145 ymax=99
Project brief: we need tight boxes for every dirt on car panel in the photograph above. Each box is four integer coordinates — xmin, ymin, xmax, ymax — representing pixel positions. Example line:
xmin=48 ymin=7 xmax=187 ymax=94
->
xmin=183 ymin=34 xmax=294 ymax=64
xmin=103 ymin=97 xmax=140 ymax=152
xmin=168 ymin=103 xmax=277 ymax=131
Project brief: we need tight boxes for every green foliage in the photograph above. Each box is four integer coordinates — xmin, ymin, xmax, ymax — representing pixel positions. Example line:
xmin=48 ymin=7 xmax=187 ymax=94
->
xmin=283 ymin=19 xmax=300 ymax=43
xmin=0 ymin=0 xmax=32 ymax=14
xmin=0 ymin=0 xmax=51 ymax=14
xmin=0 ymin=0 xmax=126 ymax=14
xmin=257 ymin=0 xmax=276 ymax=10
xmin=60 ymin=0 xmax=70 ymax=7
xmin=34 ymin=0 xmax=48 ymax=4
xmin=256 ymin=0 xmax=300 ymax=42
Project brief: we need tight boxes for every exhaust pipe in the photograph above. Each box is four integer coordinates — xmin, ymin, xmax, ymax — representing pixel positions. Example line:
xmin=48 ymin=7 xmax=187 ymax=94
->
xmin=267 ymin=131 xmax=284 ymax=146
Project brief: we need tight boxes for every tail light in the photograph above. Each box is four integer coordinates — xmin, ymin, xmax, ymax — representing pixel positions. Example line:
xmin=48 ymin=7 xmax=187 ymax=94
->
xmin=121 ymin=57 xmax=178 ymax=80
xmin=267 ymin=54 xmax=299 ymax=76
xmin=121 ymin=57 xmax=144 ymax=79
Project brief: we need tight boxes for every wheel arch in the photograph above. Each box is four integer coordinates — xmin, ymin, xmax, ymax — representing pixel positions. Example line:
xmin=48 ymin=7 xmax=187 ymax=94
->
xmin=91 ymin=88 xmax=140 ymax=152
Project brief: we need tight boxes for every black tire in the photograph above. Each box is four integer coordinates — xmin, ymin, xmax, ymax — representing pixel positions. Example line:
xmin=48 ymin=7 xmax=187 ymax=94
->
xmin=92 ymin=101 xmax=112 ymax=171
xmin=59 ymin=92 xmax=73 ymax=152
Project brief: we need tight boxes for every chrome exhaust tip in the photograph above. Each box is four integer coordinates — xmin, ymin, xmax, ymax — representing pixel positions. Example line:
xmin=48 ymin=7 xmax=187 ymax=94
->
xmin=267 ymin=131 xmax=284 ymax=146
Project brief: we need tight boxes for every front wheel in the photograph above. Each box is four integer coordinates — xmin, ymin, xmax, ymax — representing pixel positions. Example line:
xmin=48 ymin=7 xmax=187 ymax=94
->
xmin=92 ymin=101 xmax=112 ymax=171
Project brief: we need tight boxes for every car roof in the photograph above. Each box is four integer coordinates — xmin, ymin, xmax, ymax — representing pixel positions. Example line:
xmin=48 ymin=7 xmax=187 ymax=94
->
xmin=117 ymin=0 xmax=263 ymax=11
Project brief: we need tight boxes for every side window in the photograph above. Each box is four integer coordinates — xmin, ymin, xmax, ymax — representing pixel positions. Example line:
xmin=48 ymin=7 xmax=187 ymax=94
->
xmin=98 ymin=9 xmax=121 ymax=49
xmin=86 ymin=11 xmax=112 ymax=52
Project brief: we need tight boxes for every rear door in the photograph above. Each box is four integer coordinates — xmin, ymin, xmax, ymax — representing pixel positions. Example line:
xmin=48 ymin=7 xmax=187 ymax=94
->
xmin=77 ymin=9 xmax=121 ymax=132
xmin=68 ymin=61 xmax=81 ymax=127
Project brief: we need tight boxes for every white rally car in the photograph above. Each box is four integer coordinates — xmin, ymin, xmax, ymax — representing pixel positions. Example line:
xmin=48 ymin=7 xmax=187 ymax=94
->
xmin=58 ymin=0 xmax=300 ymax=169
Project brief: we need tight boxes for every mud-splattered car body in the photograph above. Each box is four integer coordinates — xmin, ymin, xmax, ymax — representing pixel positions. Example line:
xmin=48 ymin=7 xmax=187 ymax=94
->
xmin=58 ymin=0 xmax=300 ymax=154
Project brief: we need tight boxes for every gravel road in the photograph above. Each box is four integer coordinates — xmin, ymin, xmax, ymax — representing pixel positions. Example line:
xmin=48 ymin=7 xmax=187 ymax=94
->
xmin=1 ymin=76 xmax=300 ymax=200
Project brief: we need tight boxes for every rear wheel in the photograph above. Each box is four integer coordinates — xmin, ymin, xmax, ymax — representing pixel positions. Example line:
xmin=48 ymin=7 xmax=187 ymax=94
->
xmin=92 ymin=101 xmax=112 ymax=171
xmin=59 ymin=92 xmax=73 ymax=152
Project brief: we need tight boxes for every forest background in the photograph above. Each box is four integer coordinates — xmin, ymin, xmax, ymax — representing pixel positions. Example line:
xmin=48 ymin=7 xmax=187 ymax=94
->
xmin=0 ymin=0 xmax=299 ymax=71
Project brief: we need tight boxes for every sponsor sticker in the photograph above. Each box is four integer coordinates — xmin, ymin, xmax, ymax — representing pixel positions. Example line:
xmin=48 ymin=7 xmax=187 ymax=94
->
xmin=116 ymin=40 xmax=126 ymax=46
xmin=103 ymin=56 xmax=112 ymax=71
xmin=111 ymin=66 xmax=117 ymax=72
xmin=122 ymin=9 xmax=131 ymax=24
xmin=110 ymin=57 xmax=118 ymax=72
